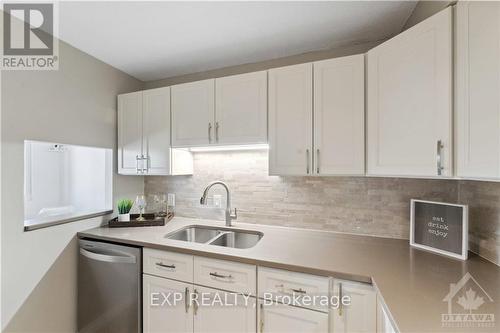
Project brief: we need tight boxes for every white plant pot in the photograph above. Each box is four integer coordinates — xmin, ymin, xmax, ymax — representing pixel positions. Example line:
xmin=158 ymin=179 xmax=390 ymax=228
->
xmin=118 ymin=213 xmax=130 ymax=222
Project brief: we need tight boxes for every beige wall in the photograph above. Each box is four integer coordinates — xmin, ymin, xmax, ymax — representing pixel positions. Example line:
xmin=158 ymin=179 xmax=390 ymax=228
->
xmin=145 ymin=41 xmax=382 ymax=89
xmin=1 ymin=37 xmax=144 ymax=332
xmin=403 ymin=0 xmax=454 ymax=29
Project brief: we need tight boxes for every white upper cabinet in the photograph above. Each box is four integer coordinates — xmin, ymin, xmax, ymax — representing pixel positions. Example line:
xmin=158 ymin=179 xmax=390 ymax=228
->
xmin=118 ymin=91 xmax=142 ymax=175
xmin=118 ymin=87 xmax=193 ymax=176
xmin=118 ymin=91 xmax=143 ymax=175
xmin=171 ymin=79 xmax=215 ymax=147
xmin=215 ymin=71 xmax=267 ymax=145
xmin=314 ymin=55 xmax=365 ymax=175
xmin=456 ymin=1 xmax=500 ymax=179
xmin=269 ymin=63 xmax=313 ymax=175
xmin=143 ymin=87 xmax=172 ymax=175
xmin=367 ymin=7 xmax=452 ymax=177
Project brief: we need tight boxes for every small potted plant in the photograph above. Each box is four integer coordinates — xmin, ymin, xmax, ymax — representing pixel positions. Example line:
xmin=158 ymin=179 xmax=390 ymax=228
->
xmin=117 ymin=199 xmax=133 ymax=222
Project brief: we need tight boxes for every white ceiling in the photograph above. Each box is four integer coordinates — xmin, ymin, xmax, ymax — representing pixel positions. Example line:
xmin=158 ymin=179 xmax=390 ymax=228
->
xmin=58 ymin=1 xmax=417 ymax=82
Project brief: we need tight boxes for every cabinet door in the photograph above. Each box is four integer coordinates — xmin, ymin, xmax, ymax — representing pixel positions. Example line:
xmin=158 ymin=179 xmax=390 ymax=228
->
xmin=193 ymin=286 xmax=256 ymax=333
xmin=143 ymin=274 xmax=193 ymax=333
xmin=269 ymin=63 xmax=313 ymax=175
xmin=314 ymin=55 xmax=365 ymax=175
xmin=171 ymin=79 xmax=215 ymax=147
xmin=376 ymin=297 xmax=398 ymax=333
xmin=143 ymin=87 xmax=171 ymax=175
xmin=456 ymin=2 xmax=500 ymax=179
xmin=118 ymin=91 xmax=143 ymax=175
xmin=215 ymin=71 xmax=267 ymax=145
xmin=331 ymin=280 xmax=376 ymax=333
xmin=367 ymin=8 xmax=452 ymax=177
xmin=258 ymin=302 xmax=328 ymax=333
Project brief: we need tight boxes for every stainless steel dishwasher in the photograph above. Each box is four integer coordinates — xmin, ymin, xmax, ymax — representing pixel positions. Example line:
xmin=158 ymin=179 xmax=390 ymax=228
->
xmin=78 ymin=238 xmax=141 ymax=333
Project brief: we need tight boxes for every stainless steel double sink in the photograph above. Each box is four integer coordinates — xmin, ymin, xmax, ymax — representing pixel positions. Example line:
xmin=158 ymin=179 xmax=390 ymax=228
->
xmin=165 ymin=225 xmax=263 ymax=249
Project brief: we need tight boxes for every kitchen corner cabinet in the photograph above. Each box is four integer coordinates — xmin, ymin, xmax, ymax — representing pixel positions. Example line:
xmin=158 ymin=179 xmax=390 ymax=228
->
xmin=118 ymin=88 xmax=193 ymax=176
xmin=330 ymin=280 xmax=376 ymax=333
xmin=367 ymin=7 xmax=452 ymax=177
xmin=377 ymin=297 xmax=398 ymax=333
xmin=456 ymin=1 xmax=500 ymax=179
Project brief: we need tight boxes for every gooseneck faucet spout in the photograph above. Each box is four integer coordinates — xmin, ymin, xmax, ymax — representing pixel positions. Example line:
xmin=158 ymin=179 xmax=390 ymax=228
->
xmin=200 ymin=181 xmax=237 ymax=227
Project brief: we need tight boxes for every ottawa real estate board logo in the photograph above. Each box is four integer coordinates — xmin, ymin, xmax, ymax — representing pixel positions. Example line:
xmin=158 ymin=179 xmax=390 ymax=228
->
xmin=442 ymin=272 xmax=495 ymax=328
xmin=2 ymin=2 xmax=59 ymax=70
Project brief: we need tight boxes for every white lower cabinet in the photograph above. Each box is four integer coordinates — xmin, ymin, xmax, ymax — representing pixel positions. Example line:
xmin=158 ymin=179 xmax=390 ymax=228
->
xmin=330 ymin=280 xmax=376 ymax=333
xmin=143 ymin=274 xmax=193 ymax=333
xmin=143 ymin=249 xmax=382 ymax=333
xmin=194 ymin=285 xmax=256 ymax=333
xmin=376 ymin=297 xmax=398 ymax=333
xmin=258 ymin=301 xmax=328 ymax=333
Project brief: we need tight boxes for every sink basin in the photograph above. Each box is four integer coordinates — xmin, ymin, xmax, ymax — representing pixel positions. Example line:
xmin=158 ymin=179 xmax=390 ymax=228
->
xmin=166 ymin=226 xmax=221 ymax=243
xmin=209 ymin=231 xmax=262 ymax=249
xmin=166 ymin=225 xmax=263 ymax=249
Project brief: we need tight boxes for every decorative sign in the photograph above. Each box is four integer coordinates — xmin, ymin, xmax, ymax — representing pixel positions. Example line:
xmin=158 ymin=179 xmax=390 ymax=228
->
xmin=410 ymin=199 xmax=468 ymax=260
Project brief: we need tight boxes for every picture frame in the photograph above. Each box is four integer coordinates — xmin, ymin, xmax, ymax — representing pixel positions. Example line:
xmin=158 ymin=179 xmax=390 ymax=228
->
xmin=410 ymin=199 xmax=468 ymax=260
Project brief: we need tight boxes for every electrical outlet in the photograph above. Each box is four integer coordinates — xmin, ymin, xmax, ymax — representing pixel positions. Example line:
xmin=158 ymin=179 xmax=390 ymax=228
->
xmin=213 ymin=194 xmax=222 ymax=208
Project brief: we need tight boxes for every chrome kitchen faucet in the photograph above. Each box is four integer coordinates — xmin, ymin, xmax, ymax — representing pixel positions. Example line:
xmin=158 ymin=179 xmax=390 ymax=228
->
xmin=200 ymin=181 xmax=237 ymax=227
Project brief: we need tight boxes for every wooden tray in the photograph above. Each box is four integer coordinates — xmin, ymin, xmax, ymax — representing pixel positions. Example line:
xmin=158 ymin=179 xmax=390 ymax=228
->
xmin=108 ymin=212 xmax=173 ymax=228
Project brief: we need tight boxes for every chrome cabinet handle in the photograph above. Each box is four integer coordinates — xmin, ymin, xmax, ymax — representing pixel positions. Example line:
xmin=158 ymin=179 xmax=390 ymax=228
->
xmin=291 ymin=288 xmax=306 ymax=294
xmin=275 ymin=284 xmax=306 ymax=295
xmin=259 ymin=303 xmax=264 ymax=333
xmin=208 ymin=123 xmax=212 ymax=143
xmin=209 ymin=271 xmax=232 ymax=279
xmin=136 ymin=155 xmax=140 ymax=173
xmin=193 ymin=289 xmax=199 ymax=315
xmin=184 ymin=287 xmax=190 ymax=313
xmin=306 ymin=149 xmax=310 ymax=174
xmin=316 ymin=149 xmax=320 ymax=174
xmin=437 ymin=140 xmax=444 ymax=176
xmin=155 ymin=262 xmax=176 ymax=269
xmin=80 ymin=248 xmax=136 ymax=264
xmin=143 ymin=155 xmax=149 ymax=173
xmin=338 ymin=283 xmax=343 ymax=316
xmin=215 ymin=122 xmax=220 ymax=142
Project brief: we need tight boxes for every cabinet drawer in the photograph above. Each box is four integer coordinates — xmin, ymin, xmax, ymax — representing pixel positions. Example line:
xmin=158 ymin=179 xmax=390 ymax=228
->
xmin=194 ymin=256 xmax=256 ymax=295
xmin=143 ymin=248 xmax=193 ymax=282
xmin=258 ymin=267 xmax=330 ymax=312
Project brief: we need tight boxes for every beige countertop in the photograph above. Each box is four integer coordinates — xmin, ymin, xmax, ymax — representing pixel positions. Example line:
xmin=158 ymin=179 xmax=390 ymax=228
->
xmin=79 ymin=217 xmax=500 ymax=333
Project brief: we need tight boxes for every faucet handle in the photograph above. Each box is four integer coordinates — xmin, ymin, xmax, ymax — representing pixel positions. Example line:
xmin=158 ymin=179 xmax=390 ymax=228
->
xmin=231 ymin=208 xmax=237 ymax=220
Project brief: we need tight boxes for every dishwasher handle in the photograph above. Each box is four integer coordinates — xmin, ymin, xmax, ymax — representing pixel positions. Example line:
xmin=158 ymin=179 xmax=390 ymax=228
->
xmin=79 ymin=247 xmax=137 ymax=264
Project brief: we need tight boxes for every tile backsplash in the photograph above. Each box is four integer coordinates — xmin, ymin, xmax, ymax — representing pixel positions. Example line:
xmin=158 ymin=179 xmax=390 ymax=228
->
xmin=145 ymin=149 xmax=500 ymax=265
